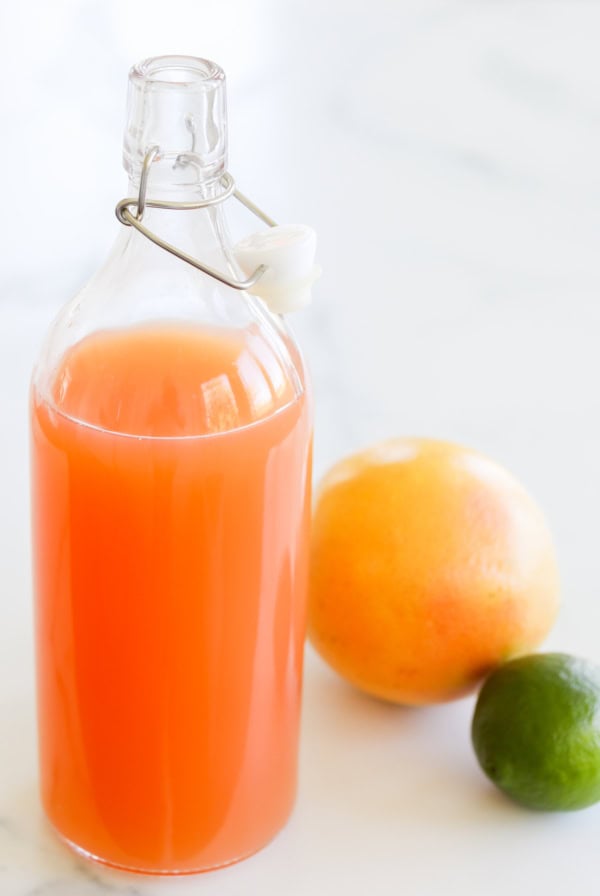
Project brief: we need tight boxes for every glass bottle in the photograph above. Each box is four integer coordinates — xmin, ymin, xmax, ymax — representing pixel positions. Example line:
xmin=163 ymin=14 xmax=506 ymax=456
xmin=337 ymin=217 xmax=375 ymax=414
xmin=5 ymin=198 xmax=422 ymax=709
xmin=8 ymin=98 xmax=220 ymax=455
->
xmin=30 ymin=55 xmax=313 ymax=875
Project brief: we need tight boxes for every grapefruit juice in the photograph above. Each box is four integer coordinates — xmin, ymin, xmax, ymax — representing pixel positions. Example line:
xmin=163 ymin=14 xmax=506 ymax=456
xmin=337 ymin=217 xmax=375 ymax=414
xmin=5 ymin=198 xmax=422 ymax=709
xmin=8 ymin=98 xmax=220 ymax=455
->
xmin=31 ymin=323 xmax=312 ymax=873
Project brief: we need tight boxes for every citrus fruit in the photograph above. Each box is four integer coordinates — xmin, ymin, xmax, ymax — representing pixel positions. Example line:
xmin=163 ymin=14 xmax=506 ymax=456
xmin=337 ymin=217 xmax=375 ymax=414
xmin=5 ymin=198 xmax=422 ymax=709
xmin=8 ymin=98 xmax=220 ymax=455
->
xmin=472 ymin=653 xmax=600 ymax=811
xmin=308 ymin=437 xmax=559 ymax=704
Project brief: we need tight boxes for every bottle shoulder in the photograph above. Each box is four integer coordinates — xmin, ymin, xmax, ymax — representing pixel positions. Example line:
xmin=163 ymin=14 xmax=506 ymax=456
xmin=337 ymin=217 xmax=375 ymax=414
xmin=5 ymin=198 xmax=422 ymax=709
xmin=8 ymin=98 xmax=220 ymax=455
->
xmin=32 ymin=233 xmax=307 ymax=438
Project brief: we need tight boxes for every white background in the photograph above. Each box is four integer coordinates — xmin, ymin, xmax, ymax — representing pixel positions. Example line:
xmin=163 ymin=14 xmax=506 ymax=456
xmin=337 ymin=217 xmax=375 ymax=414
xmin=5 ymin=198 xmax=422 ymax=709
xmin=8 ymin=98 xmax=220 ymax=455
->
xmin=2 ymin=1 xmax=600 ymax=894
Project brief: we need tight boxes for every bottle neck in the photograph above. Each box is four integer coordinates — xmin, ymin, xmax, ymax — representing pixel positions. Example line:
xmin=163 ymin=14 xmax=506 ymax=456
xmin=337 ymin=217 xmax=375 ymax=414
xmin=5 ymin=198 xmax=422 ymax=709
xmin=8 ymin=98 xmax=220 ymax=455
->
xmin=125 ymin=174 xmax=235 ymax=270
xmin=123 ymin=55 xmax=230 ymax=266
xmin=127 ymin=168 xmax=224 ymax=204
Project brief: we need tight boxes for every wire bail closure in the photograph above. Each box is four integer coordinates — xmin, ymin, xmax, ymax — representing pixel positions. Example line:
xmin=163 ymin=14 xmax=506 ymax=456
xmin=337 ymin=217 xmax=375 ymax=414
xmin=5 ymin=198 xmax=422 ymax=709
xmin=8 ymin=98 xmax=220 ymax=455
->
xmin=115 ymin=146 xmax=277 ymax=291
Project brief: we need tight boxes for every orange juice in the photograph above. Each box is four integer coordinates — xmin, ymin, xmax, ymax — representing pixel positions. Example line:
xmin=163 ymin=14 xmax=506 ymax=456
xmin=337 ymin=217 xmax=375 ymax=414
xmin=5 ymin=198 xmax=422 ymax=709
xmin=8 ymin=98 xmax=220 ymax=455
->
xmin=31 ymin=323 xmax=312 ymax=873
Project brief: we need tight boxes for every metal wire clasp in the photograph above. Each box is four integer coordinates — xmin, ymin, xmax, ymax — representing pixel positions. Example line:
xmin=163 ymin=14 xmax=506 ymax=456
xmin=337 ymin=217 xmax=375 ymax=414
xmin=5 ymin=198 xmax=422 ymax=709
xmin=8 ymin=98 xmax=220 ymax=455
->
xmin=115 ymin=147 xmax=277 ymax=291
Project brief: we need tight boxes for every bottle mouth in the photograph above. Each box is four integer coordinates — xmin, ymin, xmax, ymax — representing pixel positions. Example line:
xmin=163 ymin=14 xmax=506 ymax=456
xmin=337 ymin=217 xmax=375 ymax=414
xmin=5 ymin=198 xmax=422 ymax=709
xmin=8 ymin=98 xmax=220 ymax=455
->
xmin=124 ymin=55 xmax=228 ymax=190
xmin=130 ymin=55 xmax=225 ymax=89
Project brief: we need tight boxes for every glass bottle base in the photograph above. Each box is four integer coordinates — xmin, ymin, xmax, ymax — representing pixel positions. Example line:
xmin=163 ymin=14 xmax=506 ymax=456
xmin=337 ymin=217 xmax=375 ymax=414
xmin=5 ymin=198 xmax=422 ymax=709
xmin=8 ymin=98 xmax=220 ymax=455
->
xmin=52 ymin=823 xmax=281 ymax=876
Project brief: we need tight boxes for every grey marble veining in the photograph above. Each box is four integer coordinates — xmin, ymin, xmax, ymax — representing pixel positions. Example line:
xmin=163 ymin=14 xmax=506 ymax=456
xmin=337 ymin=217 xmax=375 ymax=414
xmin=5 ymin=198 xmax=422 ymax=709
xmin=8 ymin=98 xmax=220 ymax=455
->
xmin=2 ymin=1 xmax=600 ymax=894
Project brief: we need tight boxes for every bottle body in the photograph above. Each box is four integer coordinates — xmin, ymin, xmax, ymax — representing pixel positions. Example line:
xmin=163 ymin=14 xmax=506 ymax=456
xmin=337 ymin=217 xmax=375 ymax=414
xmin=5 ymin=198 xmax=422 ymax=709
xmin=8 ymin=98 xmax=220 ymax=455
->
xmin=31 ymin=318 xmax=312 ymax=872
xmin=30 ymin=55 xmax=313 ymax=874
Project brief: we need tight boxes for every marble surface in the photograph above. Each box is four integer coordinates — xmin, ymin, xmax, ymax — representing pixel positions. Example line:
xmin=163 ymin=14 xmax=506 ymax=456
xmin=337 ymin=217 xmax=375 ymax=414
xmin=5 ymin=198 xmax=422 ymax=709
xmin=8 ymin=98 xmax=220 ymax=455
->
xmin=2 ymin=0 xmax=600 ymax=893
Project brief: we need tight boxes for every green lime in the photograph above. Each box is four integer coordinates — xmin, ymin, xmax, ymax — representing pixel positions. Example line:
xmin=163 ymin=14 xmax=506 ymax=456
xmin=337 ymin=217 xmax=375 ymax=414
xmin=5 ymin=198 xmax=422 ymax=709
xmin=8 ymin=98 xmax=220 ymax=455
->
xmin=471 ymin=652 xmax=600 ymax=811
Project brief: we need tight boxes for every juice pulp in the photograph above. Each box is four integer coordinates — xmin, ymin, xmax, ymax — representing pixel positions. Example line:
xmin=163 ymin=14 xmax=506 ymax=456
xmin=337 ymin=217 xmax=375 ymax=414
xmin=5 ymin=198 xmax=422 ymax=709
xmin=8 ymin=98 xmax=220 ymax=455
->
xmin=31 ymin=323 xmax=312 ymax=873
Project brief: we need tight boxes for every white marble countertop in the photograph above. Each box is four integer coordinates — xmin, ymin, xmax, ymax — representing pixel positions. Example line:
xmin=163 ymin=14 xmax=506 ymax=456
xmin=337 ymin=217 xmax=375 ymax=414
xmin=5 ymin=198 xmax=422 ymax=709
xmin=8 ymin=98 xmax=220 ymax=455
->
xmin=2 ymin=1 xmax=600 ymax=893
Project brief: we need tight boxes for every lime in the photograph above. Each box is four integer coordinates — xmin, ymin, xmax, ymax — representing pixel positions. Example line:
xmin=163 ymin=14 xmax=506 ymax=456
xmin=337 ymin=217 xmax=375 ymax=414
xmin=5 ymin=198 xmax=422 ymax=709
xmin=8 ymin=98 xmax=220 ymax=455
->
xmin=471 ymin=652 xmax=600 ymax=811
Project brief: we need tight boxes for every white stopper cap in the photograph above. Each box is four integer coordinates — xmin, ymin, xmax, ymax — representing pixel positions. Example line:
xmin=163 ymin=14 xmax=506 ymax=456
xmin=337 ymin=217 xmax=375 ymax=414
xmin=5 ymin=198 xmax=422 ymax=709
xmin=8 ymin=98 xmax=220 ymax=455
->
xmin=234 ymin=224 xmax=320 ymax=313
